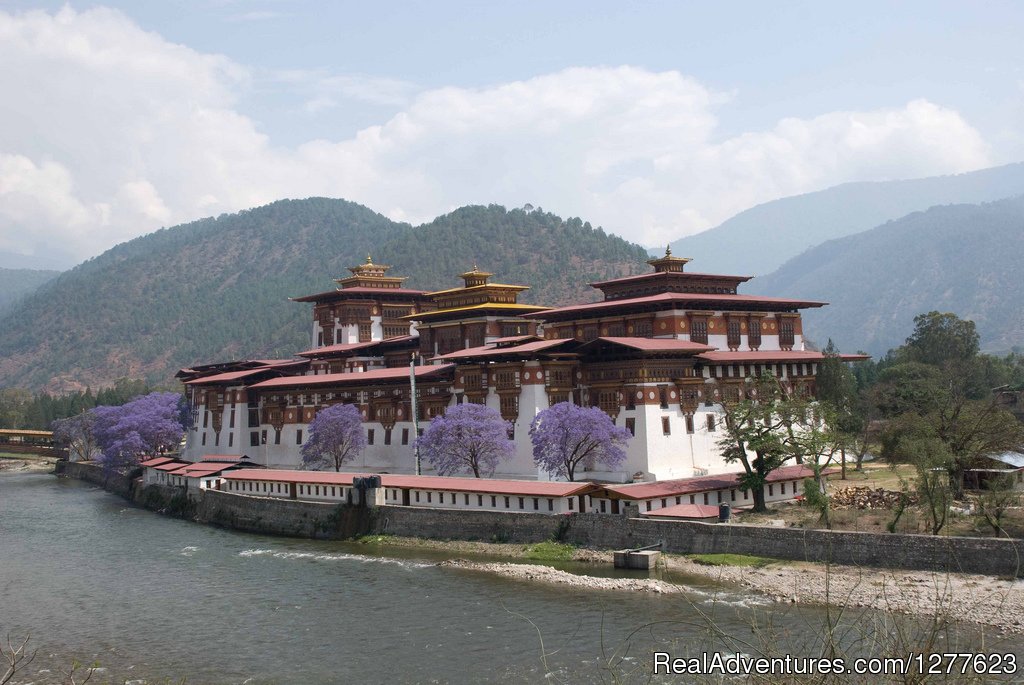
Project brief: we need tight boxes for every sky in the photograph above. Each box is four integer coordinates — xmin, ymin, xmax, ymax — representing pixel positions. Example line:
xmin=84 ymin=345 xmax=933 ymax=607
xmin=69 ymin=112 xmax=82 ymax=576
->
xmin=1 ymin=1 xmax=1022 ymax=269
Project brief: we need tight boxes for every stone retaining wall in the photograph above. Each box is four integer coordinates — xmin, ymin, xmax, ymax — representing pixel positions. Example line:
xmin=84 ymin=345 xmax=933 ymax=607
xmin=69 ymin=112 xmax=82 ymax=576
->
xmin=58 ymin=462 xmax=1024 ymax=578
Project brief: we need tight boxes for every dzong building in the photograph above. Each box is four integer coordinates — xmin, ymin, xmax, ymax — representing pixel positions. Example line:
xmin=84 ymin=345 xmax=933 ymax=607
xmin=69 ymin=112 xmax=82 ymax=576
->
xmin=179 ymin=250 xmax=861 ymax=482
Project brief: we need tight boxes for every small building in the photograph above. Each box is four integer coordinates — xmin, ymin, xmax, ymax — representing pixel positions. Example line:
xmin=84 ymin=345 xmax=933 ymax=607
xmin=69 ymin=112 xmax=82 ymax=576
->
xmin=589 ymin=464 xmax=828 ymax=515
xmin=377 ymin=474 xmax=596 ymax=513
xmin=965 ymin=452 xmax=1024 ymax=491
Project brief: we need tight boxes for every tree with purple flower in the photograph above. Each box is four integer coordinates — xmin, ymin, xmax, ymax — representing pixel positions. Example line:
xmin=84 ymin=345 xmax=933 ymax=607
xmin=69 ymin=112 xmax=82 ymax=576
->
xmin=529 ymin=402 xmax=631 ymax=481
xmin=92 ymin=391 xmax=188 ymax=471
xmin=415 ymin=403 xmax=515 ymax=478
xmin=301 ymin=403 xmax=367 ymax=471
xmin=51 ymin=411 xmax=100 ymax=462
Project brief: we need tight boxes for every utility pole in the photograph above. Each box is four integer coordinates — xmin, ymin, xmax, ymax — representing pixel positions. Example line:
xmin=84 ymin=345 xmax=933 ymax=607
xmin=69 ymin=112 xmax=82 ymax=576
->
xmin=410 ymin=353 xmax=421 ymax=475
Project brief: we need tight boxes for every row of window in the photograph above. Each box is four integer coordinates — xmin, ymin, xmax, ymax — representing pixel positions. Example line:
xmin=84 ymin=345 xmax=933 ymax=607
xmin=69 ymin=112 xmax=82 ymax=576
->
xmin=394 ymin=489 xmax=562 ymax=512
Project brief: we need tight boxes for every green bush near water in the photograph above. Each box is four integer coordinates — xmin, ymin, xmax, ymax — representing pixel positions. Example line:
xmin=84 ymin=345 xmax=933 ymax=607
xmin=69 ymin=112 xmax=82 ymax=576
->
xmin=523 ymin=541 xmax=577 ymax=561
xmin=689 ymin=553 xmax=778 ymax=568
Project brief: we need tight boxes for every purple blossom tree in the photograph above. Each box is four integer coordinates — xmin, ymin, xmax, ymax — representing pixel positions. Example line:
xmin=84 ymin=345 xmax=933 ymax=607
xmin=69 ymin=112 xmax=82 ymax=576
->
xmin=529 ymin=402 xmax=631 ymax=481
xmin=92 ymin=392 xmax=188 ymax=471
xmin=301 ymin=403 xmax=367 ymax=471
xmin=51 ymin=411 xmax=100 ymax=462
xmin=415 ymin=403 xmax=515 ymax=477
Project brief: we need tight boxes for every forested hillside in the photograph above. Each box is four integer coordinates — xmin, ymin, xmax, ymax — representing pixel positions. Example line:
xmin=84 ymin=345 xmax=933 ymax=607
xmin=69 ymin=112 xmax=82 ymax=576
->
xmin=754 ymin=195 xmax=1024 ymax=355
xmin=666 ymin=162 xmax=1024 ymax=276
xmin=0 ymin=200 xmax=647 ymax=391
xmin=0 ymin=267 xmax=60 ymax=313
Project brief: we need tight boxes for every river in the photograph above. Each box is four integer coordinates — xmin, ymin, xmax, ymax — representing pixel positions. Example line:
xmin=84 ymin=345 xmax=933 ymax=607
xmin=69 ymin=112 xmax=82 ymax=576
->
xmin=2 ymin=472 xmax=1021 ymax=684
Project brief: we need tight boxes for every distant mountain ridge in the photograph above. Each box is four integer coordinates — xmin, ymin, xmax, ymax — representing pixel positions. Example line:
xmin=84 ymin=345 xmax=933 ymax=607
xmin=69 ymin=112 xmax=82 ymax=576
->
xmin=0 ymin=200 xmax=648 ymax=391
xmin=755 ymin=195 xmax=1024 ymax=355
xmin=665 ymin=162 xmax=1024 ymax=276
xmin=0 ymin=267 xmax=60 ymax=314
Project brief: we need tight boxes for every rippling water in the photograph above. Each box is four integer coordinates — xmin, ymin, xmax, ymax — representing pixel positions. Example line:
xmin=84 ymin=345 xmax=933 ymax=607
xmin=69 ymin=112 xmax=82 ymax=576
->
xmin=1 ymin=472 xmax=1020 ymax=684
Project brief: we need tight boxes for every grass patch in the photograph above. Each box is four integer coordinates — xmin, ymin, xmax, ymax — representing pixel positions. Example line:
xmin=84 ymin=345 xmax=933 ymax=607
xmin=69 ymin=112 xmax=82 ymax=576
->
xmin=689 ymin=553 xmax=777 ymax=568
xmin=523 ymin=541 xmax=577 ymax=561
xmin=356 ymin=534 xmax=396 ymax=545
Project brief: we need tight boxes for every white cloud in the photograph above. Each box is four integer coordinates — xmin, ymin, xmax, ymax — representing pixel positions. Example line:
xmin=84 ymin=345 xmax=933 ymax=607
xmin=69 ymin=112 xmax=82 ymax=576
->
xmin=0 ymin=6 xmax=994 ymax=266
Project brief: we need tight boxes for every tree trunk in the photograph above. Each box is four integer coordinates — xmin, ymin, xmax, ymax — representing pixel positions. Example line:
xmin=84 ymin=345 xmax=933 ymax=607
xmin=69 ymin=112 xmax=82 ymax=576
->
xmin=840 ymin=447 xmax=847 ymax=480
xmin=751 ymin=487 xmax=767 ymax=513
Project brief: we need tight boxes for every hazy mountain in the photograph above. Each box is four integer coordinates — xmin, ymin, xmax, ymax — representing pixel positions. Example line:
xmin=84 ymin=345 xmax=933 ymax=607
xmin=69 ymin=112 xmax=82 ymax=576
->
xmin=665 ymin=162 xmax=1024 ymax=276
xmin=754 ymin=195 xmax=1024 ymax=355
xmin=0 ymin=267 xmax=60 ymax=313
xmin=0 ymin=199 xmax=648 ymax=391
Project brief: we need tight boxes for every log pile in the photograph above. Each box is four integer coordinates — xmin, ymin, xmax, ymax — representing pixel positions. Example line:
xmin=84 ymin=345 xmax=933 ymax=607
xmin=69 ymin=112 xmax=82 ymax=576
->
xmin=830 ymin=486 xmax=917 ymax=509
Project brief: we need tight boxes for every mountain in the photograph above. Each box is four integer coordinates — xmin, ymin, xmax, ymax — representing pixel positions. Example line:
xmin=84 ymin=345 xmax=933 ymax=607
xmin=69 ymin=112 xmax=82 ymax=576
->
xmin=665 ymin=162 xmax=1024 ymax=276
xmin=754 ymin=195 xmax=1024 ymax=355
xmin=0 ymin=199 xmax=648 ymax=391
xmin=0 ymin=267 xmax=60 ymax=313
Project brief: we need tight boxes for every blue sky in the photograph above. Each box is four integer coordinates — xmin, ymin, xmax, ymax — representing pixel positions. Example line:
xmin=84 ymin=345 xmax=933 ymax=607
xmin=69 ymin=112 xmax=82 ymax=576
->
xmin=2 ymin=1 xmax=1022 ymax=267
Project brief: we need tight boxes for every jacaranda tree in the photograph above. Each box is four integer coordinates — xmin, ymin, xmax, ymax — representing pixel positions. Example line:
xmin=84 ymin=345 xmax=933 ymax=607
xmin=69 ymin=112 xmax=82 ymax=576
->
xmin=529 ymin=402 xmax=631 ymax=481
xmin=415 ymin=403 xmax=515 ymax=477
xmin=301 ymin=403 xmax=367 ymax=472
xmin=92 ymin=391 xmax=188 ymax=471
xmin=51 ymin=411 xmax=100 ymax=462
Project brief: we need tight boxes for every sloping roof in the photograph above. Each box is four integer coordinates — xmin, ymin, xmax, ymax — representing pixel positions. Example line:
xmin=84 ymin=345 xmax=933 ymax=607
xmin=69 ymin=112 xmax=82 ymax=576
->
xmin=984 ymin=452 xmax=1024 ymax=469
xmin=578 ymin=337 xmax=714 ymax=354
xmin=184 ymin=368 xmax=280 ymax=385
xmin=642 ymin=503 xmax=722 ymax=519
xmin=248 ymin=364 xmax=455 ymax=389
xmin=140 ymin=456 xmax=178 ymax=468
xmin=377 ymin=475 xmax=595 ymax=497
xmin=432 ymin=339 xmax=577 ymax=361
xmin=291 ymin=286 xmax=429 ymax=302
xmin=406 ymin=303 xmax=548 ymax=320
xmin=153 ymin=460 xmax=190 ymax=472
xmin=296 ymin=341 xmax=380 ymax=358
xmin=697 ymin=351 xmax=870 ymax=364
xmin=521 ymin=292 xmax=827 ymax=319
xmin=600 ymin=464 xmax=827 ymax=500
xmin=489 ymin=334 xmax=542 ymax=345
xmin=223 ymin=470 xmax=596 ymax=497
xmin=589 ymin=271 xmax=753 ymax=287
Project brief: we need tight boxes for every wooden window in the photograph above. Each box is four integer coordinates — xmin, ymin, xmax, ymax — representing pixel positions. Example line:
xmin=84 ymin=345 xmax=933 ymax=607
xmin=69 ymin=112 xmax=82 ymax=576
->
xmin=504 ymin=496 xmax=510 ymax=508
xmin=416 ymin=491 xmax=420 ymax=502
xmin=427 ymin=492 xmax=432 ymax=503
xmin=228 ymin=433 xmax=234 ymax=447
xmin=659 ymin=386 xmax=669 ymax=409
xmin=358 ymin=323 xmax=373 ymax=342
xmin=632 ymin=320 xmax=653 ymax=337
xmin=779 ymin=320 xmax=795 ymax=348
xmin=568 ymin=498 xmax=574 ymax=510
xmin=706 ymin=415 xmax=716 ymax=432
xmin=685 ymin=415 xmax=694 ymax=434
xmin=402 ymin=428 xmax=409 ymax=445
xmin=690 ymin=318 xmax=708 ymax=344
xmin=518 ymin=497 xmax=525 ymax=510
xmin=229 ymin=410 xmax=235 ymax=428
xmin=261 ymin=430 xmax=267 ymax=444
xmin=477 ymin=495 xmax=483 ymax=506
xmin=607 ymin=322 xmax=625 ymax=337
xmin=203 ymin=411 xmax=209 ymax=428
xmin=598 ymin=390 xmax=618 ymax=416
xmin=367 ymin=429 xmax=375 ymax=445
xmin=625 ymin=418 xmax=636 ymax=436
xmin=499 ymin=394 xmax=519 ymax=418
xmin=661 ymin=498 xmax=667 ymax=508
xmin=384 ymin=429 xmax=392 ymax=445
xmin=748 ymin=320 xmax=761 ymax=348
xmin=501 ymin=322 xmax=526 ymax=337
xmin=296 ymin=429 xmax=303 ymax=445
xmin=201 ymin=433 xmax=206 ymax=446
xmin=689 ymin=495 xmax=695 ymax=504
xmin=491 ymin=495 xmax=497 ymax=507
xmin=533 ymin=498 xmax=539 ymax=511
xmin=731 ymin=489 xmax=736 ymax=501
xmin=726 ymin=320 xmax=741 ymax=348
xmin=547 ymin=499 xmax=554 ymax=512
xmin=464 ymin=494 xmax=469 ymax=505
xmin=645 ymin=500 xmax=652 ymax=511
xmin=467 ymin=325 xmax=485 ymax=348
xmin=662 ymin=417 xmax=671 ymax=435
xmin=248 ymin=408 xmax=259 ymax=427
xmin=703 ymin=493 xmax=709 ymax=505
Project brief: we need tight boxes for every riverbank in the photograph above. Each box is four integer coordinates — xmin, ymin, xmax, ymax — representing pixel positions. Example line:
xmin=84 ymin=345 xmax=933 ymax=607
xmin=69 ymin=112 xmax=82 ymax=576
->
xmin=0 ymin=455 xmax=56 ymax=472
xmin=362 ymin=534 xmax=1024 ymax=635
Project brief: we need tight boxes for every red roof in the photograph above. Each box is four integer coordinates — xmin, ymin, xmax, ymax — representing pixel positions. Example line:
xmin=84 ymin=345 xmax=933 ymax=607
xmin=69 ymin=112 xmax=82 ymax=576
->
xmin=580 ymin=337 xmax=714 ymax=353
xmin=248 ymin=364 xmax=455 ymax=389
xmin=377 ymin=475 xmax=595 ymax=497
xmin=698 ymin=350 xmax=870 ymax=364
xmin=291 ymin=286 xmax=430 ymax=302
xmin=223 ymin=469 xmax=596 ymax=497
xmin=589 ymin=271 xmax=753 ymax=287
xmin=185 ymin=368 xmax=279 ymax=385
xmin=643 ymin=503 xmax=722 ymax=519
xmin=140 ymin=456 xmax=177 ymax=468
xmin=489 ymin=334 xmax=541 ymax=345
xmin=153 ymin=461 xmax=190 ymax=472
xmin=224 ymin=469 xmax=365 ymax=485
xmin=601 ymin=464 xmax=827 ymax=500
xmin=521 ymin=292 xmax=827 ymax=319
xmin=296 ymin=341 xmax=379 ymax=358
xmin=432 ymin=339 xmax=576 ymax=361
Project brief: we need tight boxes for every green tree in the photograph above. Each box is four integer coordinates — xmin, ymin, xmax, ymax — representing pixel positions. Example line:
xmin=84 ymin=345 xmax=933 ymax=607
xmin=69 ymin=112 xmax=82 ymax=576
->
xmin=904 ymin=311 xmax=979 ymax=368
